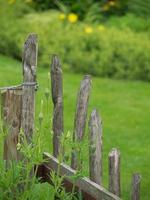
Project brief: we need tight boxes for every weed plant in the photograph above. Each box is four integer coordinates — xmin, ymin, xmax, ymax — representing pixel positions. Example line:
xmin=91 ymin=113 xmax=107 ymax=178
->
xmin=0 ymin=74 xmax=87 ymax=200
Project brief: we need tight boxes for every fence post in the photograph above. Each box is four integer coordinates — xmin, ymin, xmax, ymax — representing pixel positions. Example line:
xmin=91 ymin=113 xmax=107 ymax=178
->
xmin=51 ymin=55 xmax=63 ymax=158
xmin=1 ymin=90 xmax=22 ymax=167
xmin=71 ymin=75 xmax=91 ymax=170
xmin=131 ymin=173 xmax=141 ymax=200
xmin=21 ymin=33 xmax=38 ymax=143
xmin=89 ymin=109 xmax=102 ymax=185
xmin=108 ymin=148 xmax=121 ymax=197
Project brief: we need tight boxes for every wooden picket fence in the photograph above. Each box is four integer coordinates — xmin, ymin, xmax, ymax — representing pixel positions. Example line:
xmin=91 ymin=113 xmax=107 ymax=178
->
xmin=0 ymin=34 xmax=141 ymax=200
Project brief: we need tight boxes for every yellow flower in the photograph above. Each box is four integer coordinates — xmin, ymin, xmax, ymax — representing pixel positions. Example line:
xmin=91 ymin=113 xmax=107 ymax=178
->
xmin=98 ymin=25 xmax=105 ymax=32
xmin=102 ymin=4 xmax=110 ymax=11
xmin=66 ymin=131 xmax=71 ymax=139
xmin=109 ymin=1 xmax=116 ymax=6
xmin=59 ymin=13 xmax=66 ymax=20
xmin=68 ymin=13 xmax=78 ymax=23
xmin=8 ymin=0 xmax=15 ymax=4
xmin=16 ymin=143 xmax=21 ymax=151
xmin=84 ymin=26 xmax=93 ymax=34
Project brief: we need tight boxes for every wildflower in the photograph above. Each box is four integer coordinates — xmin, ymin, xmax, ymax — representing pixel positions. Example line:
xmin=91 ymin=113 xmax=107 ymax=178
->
xmin=98 ymin=25 xmax=105 ymax=32
xmin=68 ymin=13 xmax=78 ymax=23
xmin=39 ymin=112 xmax=43 ymax=125
xmin=41 ymin=99 xmax=44 ymax=107
xmin=66 ymin=131 xmax=71 ymax=139
xmin=50 ymin=130 xmax=54 ymax=136
xmin=59 ymin=13 xmax=66 ymax=20
xmin=48 ymin=72 xmax=50 ymax=79
xmin=84 ymin=26 xmax=93 ymax=34
xmin=45 ymin=88 xmax=50 ymax=100
xmin=39 ymin=99 xmax=44 ymax=125
xmin=19 ymin=128 xmax=25 ymax=143
xmin=17 ymin=143 xmax=21 ymax=151
xmin=102 ymin=4 xmax=109 ymax=11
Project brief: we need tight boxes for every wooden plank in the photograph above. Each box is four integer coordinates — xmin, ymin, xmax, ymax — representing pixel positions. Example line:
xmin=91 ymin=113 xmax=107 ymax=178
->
xmin=21 ymin=33 xmax=38 ymax=143
xmin=51 ymin=55 xmax=63 ymax=158
xmin=131 ymin=173 xmax=141 ymax=200
xmin=108 ymin=148 xmax=121 ymax=197
xmin=71 ymin=75 xmax=91 ymax=170
xmin=1 ymin=90 xmax=22 ymax=167
xmin=37 ymin=152 xmax=121 ymax=200
xmin=89 ymin=109 xmax=102 ymax=185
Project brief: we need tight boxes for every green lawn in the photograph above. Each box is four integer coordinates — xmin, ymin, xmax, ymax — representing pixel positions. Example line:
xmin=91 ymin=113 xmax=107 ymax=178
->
xmin=0 ymin=54 xmax=150 ymax=200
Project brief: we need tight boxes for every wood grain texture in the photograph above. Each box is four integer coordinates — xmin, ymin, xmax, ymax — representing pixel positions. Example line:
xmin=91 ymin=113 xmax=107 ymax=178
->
xmin=37 ymin=152 xmax=121 ymax=200
xmin=21 ymin=33 xmax=38 ymax=143
xmin=108 ymin=148 xmax=121 ymax=197
xmin=1 ymin=90 xmax=22 ymax=167
xmin=131 ymin=173 xmax=141 ymax=200
xmin=51 ymin=55 xmax=63 ymax=158
xmin=71 ymin=75 xmax=91 ymax=170
xmin=89 ymin=109 xmax=102 ymax=185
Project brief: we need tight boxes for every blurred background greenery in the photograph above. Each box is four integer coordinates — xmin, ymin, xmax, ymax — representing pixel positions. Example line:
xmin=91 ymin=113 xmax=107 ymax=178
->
xmin=0 ymin=0 xmax=150 ymax=200
xmin=0 ymin=0 xmax=150 ymax=81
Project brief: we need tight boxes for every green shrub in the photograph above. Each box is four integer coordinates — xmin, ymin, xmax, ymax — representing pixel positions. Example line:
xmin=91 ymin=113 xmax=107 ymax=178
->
xmin=128 ymin=0 xmax=150 ymax=18
xmin=0 ymin=0 xmax=32 ymax=18
xmin=32 ymin=0 xmax=128 ymax=20
xmin=107 ymin=14 xmax=150 ymax=32
xmin=32 ymin=0 xmax=102 ymax=14
xmin=0 ymin=0 xmax=33 ymax=58
xmin=0 ymin=11 xmax=150 ymax=81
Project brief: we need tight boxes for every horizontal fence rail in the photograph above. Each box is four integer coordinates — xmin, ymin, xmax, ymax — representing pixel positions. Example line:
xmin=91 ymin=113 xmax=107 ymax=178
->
xmin=37 ymin=152 xmax=121 ymax=200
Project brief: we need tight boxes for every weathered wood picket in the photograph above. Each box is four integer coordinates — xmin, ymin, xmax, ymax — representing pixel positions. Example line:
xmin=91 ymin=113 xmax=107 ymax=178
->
xmin=1 ymin=34 xmax=38 ymax=167
xmin=0 ymin=34 xmax=141 ymax=200
xmin=51 ymin=55 xmax=63 ymax=158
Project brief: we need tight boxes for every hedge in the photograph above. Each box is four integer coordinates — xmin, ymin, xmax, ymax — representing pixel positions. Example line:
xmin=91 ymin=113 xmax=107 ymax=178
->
xmin=0 ymin=11 xmax=150 ymax=81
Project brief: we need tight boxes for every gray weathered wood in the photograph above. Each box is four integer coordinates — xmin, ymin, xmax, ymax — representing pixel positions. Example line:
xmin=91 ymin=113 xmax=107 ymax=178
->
xmin=51 ymin=55 xmax=63 ymax=158
xmin=21 ymin=33 xmax=38 ymax=143
xmin=71 ymin=75 xmax=91 ymax=170
xmin=108 ymin=148 xmax=121 ymax=197
xmin=1 ymin=90 xmax=22 ymax=167
xmin=89 ymin=109 xmax=102 ymax=185
xmin=41 ymin=152 xmax=121 ymax=200
xmin=131 ymin=173 xmax=141 ymax=200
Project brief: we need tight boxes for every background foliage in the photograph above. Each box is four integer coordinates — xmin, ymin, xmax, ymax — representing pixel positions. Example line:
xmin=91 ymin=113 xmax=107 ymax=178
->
xmin=0 ymin=0 xmax=150 ymax=81
xmin=32 ymin=0 xmax=150 ymax=19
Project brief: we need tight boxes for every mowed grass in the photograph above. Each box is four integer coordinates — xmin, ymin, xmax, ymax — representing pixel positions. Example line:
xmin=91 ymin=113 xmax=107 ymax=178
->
xmin=0 ymin=54 xmax=150 ymax=200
